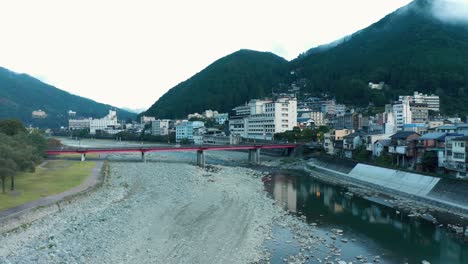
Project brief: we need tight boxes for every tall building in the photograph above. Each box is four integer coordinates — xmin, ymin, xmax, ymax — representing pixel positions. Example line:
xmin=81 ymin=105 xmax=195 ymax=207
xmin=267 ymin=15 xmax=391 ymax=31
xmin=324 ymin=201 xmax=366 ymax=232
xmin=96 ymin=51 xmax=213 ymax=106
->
xmin=393 ymin=99 xmax=412 ymax=130
xmin=90 ymin=110 xmax=119 ymax=134
xmin=175 ymin=121 xmax=205 ymax=142
xmin=245 ymin=97 xmax=297 ymax=140
xmin=151 ymin=119 xmax=172 ymax=136
xmin=410 ymin=103 xmax=429 ymax=124
xmin=229 ymin=96 xmax=297 ymax=140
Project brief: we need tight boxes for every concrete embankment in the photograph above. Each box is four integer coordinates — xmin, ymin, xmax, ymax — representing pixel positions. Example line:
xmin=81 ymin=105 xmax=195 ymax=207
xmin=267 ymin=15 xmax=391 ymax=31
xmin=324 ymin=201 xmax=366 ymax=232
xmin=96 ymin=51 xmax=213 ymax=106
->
xmin=308 ymin=156 xmax=468 ymax=215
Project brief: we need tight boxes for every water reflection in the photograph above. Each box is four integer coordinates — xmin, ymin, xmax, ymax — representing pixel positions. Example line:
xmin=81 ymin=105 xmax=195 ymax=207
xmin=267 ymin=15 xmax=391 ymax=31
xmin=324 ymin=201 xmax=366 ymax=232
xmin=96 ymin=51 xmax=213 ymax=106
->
xmin=264 ymin=171 xmax=468 ymax=264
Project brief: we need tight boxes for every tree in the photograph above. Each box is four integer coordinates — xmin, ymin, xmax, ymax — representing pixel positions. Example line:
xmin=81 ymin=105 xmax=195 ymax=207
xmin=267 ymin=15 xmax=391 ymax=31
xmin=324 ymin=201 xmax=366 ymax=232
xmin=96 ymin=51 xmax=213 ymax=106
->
xmin=421 ymin=151 xmax=438 ymax=172
xmin=0 ymin=158 xmax=17 ymax=193
xmin=0 ymin=119 xmax=26 ymax=136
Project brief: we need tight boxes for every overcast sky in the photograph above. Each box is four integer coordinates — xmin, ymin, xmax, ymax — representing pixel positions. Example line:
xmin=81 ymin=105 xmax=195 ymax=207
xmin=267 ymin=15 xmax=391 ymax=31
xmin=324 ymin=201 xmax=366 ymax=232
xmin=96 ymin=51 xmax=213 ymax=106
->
xmin=0 ymin=0 xmax=413 ymax=111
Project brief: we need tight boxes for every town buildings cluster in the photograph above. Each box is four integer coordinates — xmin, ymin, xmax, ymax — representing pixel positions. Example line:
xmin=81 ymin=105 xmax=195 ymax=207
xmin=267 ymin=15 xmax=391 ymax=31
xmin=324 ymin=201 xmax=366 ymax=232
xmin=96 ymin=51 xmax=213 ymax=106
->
xmin=65 ymin=90 xmax=467 ymax=178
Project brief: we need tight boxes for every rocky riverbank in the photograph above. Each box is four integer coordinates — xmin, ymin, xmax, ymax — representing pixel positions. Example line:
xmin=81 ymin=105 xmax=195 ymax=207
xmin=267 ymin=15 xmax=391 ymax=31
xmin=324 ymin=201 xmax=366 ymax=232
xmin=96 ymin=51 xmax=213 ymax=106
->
xmin=0 ymin=149 xmax=405 ymax=264
xmin=303 ymin=162 xmax=468 ymax=241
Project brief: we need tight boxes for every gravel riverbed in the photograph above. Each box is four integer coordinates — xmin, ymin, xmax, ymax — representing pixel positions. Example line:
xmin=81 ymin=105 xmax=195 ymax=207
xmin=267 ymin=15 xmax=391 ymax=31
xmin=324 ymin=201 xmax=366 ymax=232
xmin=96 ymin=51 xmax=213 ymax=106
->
xmin=0 ymin=152 xmax=289 ymax=264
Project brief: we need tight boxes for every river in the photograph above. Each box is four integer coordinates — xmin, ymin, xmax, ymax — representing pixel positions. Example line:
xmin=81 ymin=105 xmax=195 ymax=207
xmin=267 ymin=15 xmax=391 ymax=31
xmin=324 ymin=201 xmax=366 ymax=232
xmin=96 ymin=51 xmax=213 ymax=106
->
xmin=264 ymin=170 xmax=468 ymax=264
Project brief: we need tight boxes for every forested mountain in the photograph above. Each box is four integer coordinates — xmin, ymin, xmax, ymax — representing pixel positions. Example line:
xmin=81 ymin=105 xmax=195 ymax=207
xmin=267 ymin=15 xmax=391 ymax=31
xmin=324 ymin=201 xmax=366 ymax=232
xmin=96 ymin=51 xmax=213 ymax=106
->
xmin=144 ymin=0 xmax=468 ymax=118
xmin=291 ymin=0 xmax=468 ymax=114
xmin=0 ymin=67 xmax=136 ymax=128
xmin=144 ymin=50 xmax=288 ymax=118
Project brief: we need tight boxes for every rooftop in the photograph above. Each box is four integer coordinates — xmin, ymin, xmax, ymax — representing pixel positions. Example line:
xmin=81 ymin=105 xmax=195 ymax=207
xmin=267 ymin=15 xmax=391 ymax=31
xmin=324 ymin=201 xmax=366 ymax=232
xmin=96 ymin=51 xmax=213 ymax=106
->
xmin=418 ymin=132 xmax=447 ymax=141
xmin=390 ymin=131 xmax=419 ymax=140
xmin=452 ymin=136 xmax=468 ymax=141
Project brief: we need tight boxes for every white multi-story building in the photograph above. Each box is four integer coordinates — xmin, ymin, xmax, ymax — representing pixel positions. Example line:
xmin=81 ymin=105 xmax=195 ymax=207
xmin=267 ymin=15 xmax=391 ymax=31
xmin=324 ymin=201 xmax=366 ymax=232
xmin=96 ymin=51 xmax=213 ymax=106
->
xmin=393 ymin=99 xmax=412 ymax=130
xmin=140 ymin=116 xmax=156 ymax=124
xmin=320 ymin=100 xmax=336 ymax=115
xmin=246 ymin=97 xmax=297 ymax=140
xmin=90 ymin=110 xmax=119 ymax=134
xmin=307 ymin=112 xmax=324 ymax=126
xmin=151 ymin=119 xmax=171 ymax=136
xmin=399 ymin=92 xmax=440 ymax=112
xmin=229 ymin=104 xmax=251 ymax=137
xmin=335 ymin=104 xmax=346 ymax=116
xmin=32 ymin=110 xmax=47 ymax=119
xmin=444 ymin=136 xmax=468 ymax=178
xmin=69 ymin=118 xmax=91 ymax=130
xmin=232 ymin=105 xmax=250 ymax=117
xmin=175 ymin=121 xmax=204 ymax=142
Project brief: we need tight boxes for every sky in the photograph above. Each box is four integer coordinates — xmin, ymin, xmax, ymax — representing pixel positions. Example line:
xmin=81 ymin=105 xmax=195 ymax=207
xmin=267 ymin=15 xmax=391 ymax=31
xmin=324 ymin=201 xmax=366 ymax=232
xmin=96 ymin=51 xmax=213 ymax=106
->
xmin=0 ymin=0 xmax=414 ymax=111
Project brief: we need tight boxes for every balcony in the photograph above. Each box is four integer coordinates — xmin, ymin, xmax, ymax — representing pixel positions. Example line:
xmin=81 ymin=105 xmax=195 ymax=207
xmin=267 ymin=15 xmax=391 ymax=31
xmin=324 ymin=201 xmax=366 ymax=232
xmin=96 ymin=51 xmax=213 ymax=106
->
xmin=444 ymin=161 xmax=467 ymax=172
xmin=389 ymin=146 xmax=407 ymax=155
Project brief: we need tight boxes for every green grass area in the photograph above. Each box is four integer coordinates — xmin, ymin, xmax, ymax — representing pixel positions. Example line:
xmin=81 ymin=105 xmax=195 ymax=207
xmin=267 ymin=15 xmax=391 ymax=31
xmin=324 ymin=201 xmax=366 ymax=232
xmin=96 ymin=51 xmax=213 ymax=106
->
xmin=0 ymin=160 xmax=96 ymax=211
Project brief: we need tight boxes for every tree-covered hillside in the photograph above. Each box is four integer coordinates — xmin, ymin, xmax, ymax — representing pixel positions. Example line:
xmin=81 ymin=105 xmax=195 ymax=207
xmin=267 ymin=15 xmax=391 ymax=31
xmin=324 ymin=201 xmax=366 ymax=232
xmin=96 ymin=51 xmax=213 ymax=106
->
xmin=144 ymin=49 xmax=288 ymax=118
xmin=0 ymin=67 xmax=136 ymax=128
xmin=291 ymin=0 xmax=468 ymax=114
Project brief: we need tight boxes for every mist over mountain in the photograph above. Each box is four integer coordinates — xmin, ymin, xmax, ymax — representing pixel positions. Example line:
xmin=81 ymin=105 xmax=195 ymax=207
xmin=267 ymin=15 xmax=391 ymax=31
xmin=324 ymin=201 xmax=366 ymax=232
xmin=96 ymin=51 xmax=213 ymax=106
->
xmin=289 ymin=0 xmax=468 ymax=114
xmin=0 ymin=67 xmax=136 ymax=128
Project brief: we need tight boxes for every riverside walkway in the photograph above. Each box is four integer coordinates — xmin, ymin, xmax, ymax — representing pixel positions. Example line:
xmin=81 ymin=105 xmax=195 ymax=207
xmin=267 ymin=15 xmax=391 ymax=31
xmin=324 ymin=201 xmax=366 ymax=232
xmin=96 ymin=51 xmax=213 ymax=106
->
xmin=45 ymin=144 xmax=297 ymax=167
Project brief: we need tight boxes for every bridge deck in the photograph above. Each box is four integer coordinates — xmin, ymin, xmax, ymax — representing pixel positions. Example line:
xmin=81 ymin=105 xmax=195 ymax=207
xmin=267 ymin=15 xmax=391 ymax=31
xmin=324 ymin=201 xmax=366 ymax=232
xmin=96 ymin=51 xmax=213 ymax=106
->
xmin=45 ymin=144 xmax=297 ymax=155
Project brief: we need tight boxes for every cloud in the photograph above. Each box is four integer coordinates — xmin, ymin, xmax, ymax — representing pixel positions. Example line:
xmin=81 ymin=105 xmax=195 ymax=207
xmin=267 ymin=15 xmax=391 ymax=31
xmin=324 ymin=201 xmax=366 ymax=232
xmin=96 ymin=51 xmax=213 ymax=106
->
xmin=432 ymin=0 xmax=468 ymax=24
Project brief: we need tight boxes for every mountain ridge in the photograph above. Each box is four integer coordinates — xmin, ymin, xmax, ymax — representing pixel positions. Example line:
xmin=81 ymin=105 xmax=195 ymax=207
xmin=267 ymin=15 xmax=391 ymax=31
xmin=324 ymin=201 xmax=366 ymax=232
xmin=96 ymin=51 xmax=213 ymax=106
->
xmin=145 ymin=0 xmax=468 ymax=118
xmin=0 ymin=67 xmax=136 ymax=128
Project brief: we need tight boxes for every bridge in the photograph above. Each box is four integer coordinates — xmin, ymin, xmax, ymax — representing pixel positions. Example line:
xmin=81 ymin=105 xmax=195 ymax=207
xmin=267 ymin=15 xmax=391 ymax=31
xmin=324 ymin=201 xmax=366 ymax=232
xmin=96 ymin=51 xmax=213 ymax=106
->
xmin=45 ymin=144 xmax=298 ymax=167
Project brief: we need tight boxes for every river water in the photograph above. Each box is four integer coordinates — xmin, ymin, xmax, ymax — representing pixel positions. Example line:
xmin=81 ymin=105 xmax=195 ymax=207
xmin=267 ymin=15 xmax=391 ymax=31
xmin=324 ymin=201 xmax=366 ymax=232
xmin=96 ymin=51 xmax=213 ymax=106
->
xmin=264 ymin=170 xmax=468 ymax=264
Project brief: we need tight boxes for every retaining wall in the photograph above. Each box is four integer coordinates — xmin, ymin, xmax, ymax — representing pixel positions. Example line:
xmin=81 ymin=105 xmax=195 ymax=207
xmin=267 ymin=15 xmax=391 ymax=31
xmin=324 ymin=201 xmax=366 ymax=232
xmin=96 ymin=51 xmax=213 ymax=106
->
xmin=308 ymin=157 xmax=468 ymax=213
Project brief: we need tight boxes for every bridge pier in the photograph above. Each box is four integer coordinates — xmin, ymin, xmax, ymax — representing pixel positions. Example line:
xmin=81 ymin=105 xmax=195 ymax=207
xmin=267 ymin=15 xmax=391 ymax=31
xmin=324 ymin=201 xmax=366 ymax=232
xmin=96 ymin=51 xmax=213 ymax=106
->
xmin=196 ymin=150 xmax=205 ymax=168
xmin=248 ymin=148 xmax=260 ymax=165
xmin=80 ymin=153 xmax=86 ymax=162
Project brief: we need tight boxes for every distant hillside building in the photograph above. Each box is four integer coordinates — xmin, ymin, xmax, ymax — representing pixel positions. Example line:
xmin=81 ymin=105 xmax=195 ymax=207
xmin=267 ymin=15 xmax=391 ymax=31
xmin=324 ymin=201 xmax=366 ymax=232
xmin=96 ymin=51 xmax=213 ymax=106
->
xmin=32 ymin=110 xmax=47 ymax=119
xmin=399 ymin=92 xmax=440 ymax=112
xmin=368 ymin=82 xmax=385 ymax=90
xmin=140 ymin=115 xmax=156 ymax=124
xmin=68 ymin=110 xmax=76 ymax=118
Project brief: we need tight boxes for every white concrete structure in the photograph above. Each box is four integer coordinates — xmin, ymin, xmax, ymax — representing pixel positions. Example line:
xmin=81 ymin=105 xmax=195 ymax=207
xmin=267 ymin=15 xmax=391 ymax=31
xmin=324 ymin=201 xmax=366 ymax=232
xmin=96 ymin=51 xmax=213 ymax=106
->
xmin=232 ymin=104 xmax=250 ymax=117
xmin=369 ymin=82 xmax=384 ymax=90
xmin=175 ymin=121 xmax=204 ymax=142
xmin=188 ymin=113 xmax=203 ymax=120
xmin=203 ymin=110 xmax=218 ymax=119
xmin=245 ymin=97 xmax=297 ymax=140
xmin=151 ymin=119 xmax=171 ymax=136
xmin=32 ymin=110 xmax=47 ymax=119
xmin=335 ymin=104 xmax=346 ymax=116
xmin=90 ymin=110 xmax=119 ymax=134
xmin=69 ymin=118 xmax=91 ymax=130
xmin=393 ymin=99 xmax=412 ymax=130
xmin=140 ymin=116 xmax=156 ymax=124
xmin=444 ymin=136 xmax=468 ymax=178
xmin=229 ymin=118 xmax=247 ymax=138
xmin=399 ymin=92 xmax=440 ymax=112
